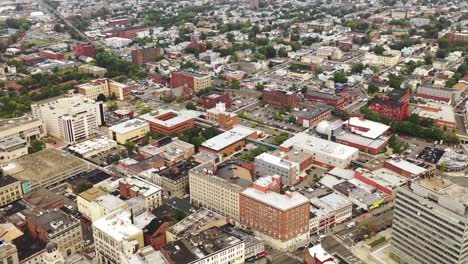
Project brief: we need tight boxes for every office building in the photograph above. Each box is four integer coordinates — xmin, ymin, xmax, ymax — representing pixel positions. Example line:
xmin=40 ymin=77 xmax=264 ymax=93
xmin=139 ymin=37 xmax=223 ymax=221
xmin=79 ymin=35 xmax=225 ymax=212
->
xmin=255 ymin=153 xmax=300 ymax=186
xmin=240 ymin=176 xmax=310 ymax=251
xmin=309 ymin=193 xmax=352 ymax=234
xmin=0 ymin=136 xmax=28 ymax=163
xmin=31 ymin=96 xmax=104 ymax=143
xmin=200 ymin=126 xmax=258 ymax=155
xmin=0 ymin=241 xmax=19 ymax=264
xmin=138 ymin=109 xmax=198 ymax=135
xmin=108 ymin=119 xmax=150 ymax=144
xmin=370 ymin=89 xmax=410 ymax=121
xmin=0 ymin=118 xmax=46 ymax=144
xmin=391 ymin=177 xmax=468 ymax=264
xmin=93 ymin=209 xmax=144 ymax=264
xmin=119 ymin=176 xmax=162 ymax=211
xmin=0 ymin=175 xmax=22 ymax=207
xmin=205 ymin=103 xmax=239 ymax=130
xmin=170 ymin=70 xmax=212 ymax=92
xmin=262 ymin=88 xmax=299 ymax=108
xmin=78 ymin=64 xmax=107 ymax=78
xmin=27 ymin=210 xmax=84 ymax=257
xmin=412 ymin=103 xmax=456 ymax=129
xmin=76 ymin=78 xmax=130 ymax=101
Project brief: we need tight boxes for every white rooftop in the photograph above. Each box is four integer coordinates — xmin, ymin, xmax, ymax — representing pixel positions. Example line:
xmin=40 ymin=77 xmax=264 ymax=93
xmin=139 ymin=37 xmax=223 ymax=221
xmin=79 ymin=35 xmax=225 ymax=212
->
xmin=201 ymin=125 xmax=256 ymax=151
xmin=280 ymin=132 xmax=358 ymax=160
xmin=139 ymin=109 xmax=200 ymax=128
xmin=307 ymin=244 xmax=337 ymax=263
xmin=120 ymin=176 xmax=161 ymax=197
xmin=108 ymin=119 xmax=148 ymax=135
xmin=93 ymin=209 xmax=142 ymax=242
xmin=241 ymin=187 xmax=309 ymax=211
xmin=68 ymin=136 xmax=116 ymax=155
xmin=255 ymin=153 xmax=299 ymax=169
xmin=412 ymin=103 xmax=455 ymax=124
xmin=93 ymin=194 xmax=127 ymax=210
xmin=310 ymin=192 xmax=352 ymax=217
xmin=345 ymin=117 xmax=390 ymax=139
xmin=385 ymin=158 xmax=427 ymax=176
xmin=357 ymin=167 xmax=408 ymax=189
xmin=32 ymin=95 xmax=98 ymax=118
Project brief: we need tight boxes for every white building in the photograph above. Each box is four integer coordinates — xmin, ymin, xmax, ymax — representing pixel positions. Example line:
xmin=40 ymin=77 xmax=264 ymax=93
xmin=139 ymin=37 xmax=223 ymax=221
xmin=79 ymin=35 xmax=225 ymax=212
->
xmin=119 ymin=176 xmax=162 ymax=211
xmin=68 ymin=136 xmax=117 ymax=158
xmin=254 ymin=153 xmax=300 ymax=186
xmin=309 ymin=193 xmax=352 ymax=234
xmin=104 ymin=37 xmax=132 ymax=48
xmin=0 ymin=136 xmax=28 ymax=163
xmin=279 ymin=132 xmax=359 ymax=169
xmin=31 ymin=96 xmax=104 ymax=143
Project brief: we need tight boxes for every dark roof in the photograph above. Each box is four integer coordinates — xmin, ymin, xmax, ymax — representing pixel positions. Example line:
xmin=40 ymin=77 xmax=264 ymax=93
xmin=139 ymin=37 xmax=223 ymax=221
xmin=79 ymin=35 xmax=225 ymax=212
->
xmin=298 ymin=106 xmax=332 ymax=119
xmin=152 ymin=203 xmax=180 ymax=219
xmin=143 ymin=216 xmax=173 ymax=235
xmin=165 ymin=197 xmax=192 ymax=214
xmin=67 ymin=169 xmax=112 ymax=185
xmin=0 ymin=200 xmax=26 ymax=217
xmin=0 ymin=175 xmax=19 ymax=187
xmin=12 ymin=233 xmax=47 ymax=261
xmin=386 ymin=89 xmax=407 ymax=101
xmin=371 ymin=98 xmax=404 ymax=107
xmin=159 ymin=160 xmax=200 ymax=181
xmin=162 ymin=240 xmax=198 ymax=264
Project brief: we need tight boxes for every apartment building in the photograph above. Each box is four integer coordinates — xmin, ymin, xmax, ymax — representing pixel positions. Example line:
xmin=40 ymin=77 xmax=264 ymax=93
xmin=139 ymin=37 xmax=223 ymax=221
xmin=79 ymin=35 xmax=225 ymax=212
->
xmin=370 ymin=89 xmax=410 ymax=121
xmin=131 ymin=47 xmax=163 ymax=65
xmin=391 ymin=177 xmax=468 ymax=264
xmin=31 ymin=96 xmax=104 ymax=143
xmin=0 ymin=118 xmax=46 ymax=144
xmin=108 ymin=119 xmax=150 ymax=144
xmin=170 ymin=70 xmax=212 ymax=92
xmin=76 ymin=78 xmax=130 ymax=101
xmin=0 ymin=175 xmax=23 ymax=207
xmin=0 ymin=241 xmax=19 ymax=264
xmin=365 ymin=50 xmax=401 ymax=66
xmin=27 ymin=210 xmax=84 ymax=257
xmin=93 ymin=209 xmax=144 ymax=264
xmin=240 ymin=176 xmax=310 ymax=251
xmin=255 ymin=152 xmax=300 ymax=186
xmin=77 ymin=65 xmax=107 ymax=78
xmin=119 ymin=176 xmax=162 ymax=211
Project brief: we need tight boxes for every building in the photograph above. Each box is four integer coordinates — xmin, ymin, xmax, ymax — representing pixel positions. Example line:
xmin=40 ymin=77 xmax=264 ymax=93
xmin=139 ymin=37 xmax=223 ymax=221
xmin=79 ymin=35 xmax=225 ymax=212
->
xmin=0 ymin=136 xmax=28 ymax=163
xmin=391 ymin=177 xmax=468 ymax=264
xmin=138 ymin=109 xmax=197 ymax=135
xmin=412 ymin=103 xmax=456 ymax=129
xmin=249 ymin=0 xmax=259 ymax=9
xmin=240 ymin=176 xmax=310 ymax=251
xmin=27 ymin=210 xmax=83 ymax=257
xmin=119 ymin=176 xmax=162 ymax=211
xmin=205 ymin=103 xmax=239 ymax=130
xmin=76 ymin=78 xmax=129 ymax=101
xmin=297 ymin=106 xmax=332 ymax=128
xmin=88 ymin=194 xmax=129 ymax=221
xmin=309 ymin=193 xmax=352 ymax=234
xmin=93 ymin=209 xmax=144 ymax=264
xmin=108 ymin=119 xmax=150 ymax=144
xmin=0 ymin=241 xmax=19 ymax=264
xmin=148 ymin=160 xmax=198 ymax=199
xmin=39 ymin=50 xmax=65 ymax=60
xmin=279 ymin=132 xmax=359 ymax=169
xmin=0 ymin=118 xmax=46 ymax=144
xmin=104 ymin=37 xmax=132 ymax=48
xmin=161 ymin=226 xmax=244 ymax=264
xmin=446 ymin=32 xmax=468 ymax=43
xmin=77 ymin=187 xmax=106 ymax=219
xmin=0 ymin=175 xmax=23 ymax=207
xmin=201 ymin=92 xmax=232 ymax=109
xmin=317 ymin=46 xmax=342 ymax=60
xmin=72 ymin=44 xmax=96 ymax=58
xmin=220 ymin=224 xmax=265 ymax=261
xmin=304 ymin=91 xmax=346 ymax=109
xmin=365 ymin=50 xmax=401 ymax=66
xmin=354 ymin=167 xmax=408 ymax=196
xmin=170 ymin=70 xmax=212 ymax=92
xmin=78 ymin=65 xmax=107 ymax=78
xmin=370 ymin=89 xmax=410 ymax=121
xmin=31 ymin=96 xmax=104 ymax=143
xmin=255 ymin=153 xmax=301 ymax=186
xmin=189 ymin=162 xmax=252 ymax=221
xmin=414 ymin=86 xmax=461 ymax=105
xmin=1 ymin=148 xmax=89 ymax=190
xmin=131 ymin=47 xmax=163 ymax=65
xmin=303 ymin=244 xmax=336 ymax=264
xmin=68 ymin=136 xmax=118 ymax=159
xmin=262 ymin=88 xmax=299 ymax=108
xmin=383 ymin=158 xmax=428 ymax=178
xmin=200 ymin=126 xmax=258 ymax=155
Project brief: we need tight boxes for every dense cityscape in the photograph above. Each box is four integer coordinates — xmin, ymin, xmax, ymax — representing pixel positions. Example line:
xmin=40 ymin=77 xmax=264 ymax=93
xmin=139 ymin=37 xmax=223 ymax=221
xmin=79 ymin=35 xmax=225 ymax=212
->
xmin=0 ymin=0 xmax=467 ymax=263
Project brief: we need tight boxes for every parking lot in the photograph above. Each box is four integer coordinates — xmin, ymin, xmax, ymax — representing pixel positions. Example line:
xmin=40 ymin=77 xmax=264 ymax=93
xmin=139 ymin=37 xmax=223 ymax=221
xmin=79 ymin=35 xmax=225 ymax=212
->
xmin=239 ymin=103 xmax=306 ymax=133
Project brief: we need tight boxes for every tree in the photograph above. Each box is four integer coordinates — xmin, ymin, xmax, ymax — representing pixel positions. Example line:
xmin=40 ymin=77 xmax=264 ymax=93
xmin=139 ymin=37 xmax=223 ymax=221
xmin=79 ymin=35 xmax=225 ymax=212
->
xmin=373 ymin=45 xmax=385 ymax=55
xmin=96 ymin=93 xmax=107 ymax=102
xmin=108 ymin=102 xmax=118 ymax=111
xmin=351 ymin=63 xmax=364 ymax=74
xmin=333 ymin=71 xmax=348 ymax=83
xmin=424 ymin=55 xmax=433 ymax=65
xmin=186 ymin=101 xmax=197 ymax=110
xmin=30 ymin=139 xmax=45 ymax=152
xmin=124 ymin=141 xmax=135 ymax=152
xmin=139 ymin=107 xmax=152 ymax=114
xmin=288 ymin=115 xmax=297 ymax=124
xmin=368 ymin=83 xmax=379 ymax=94
xmin=277 ymin=47 xmax=288 ymax=58
xmin=388 ymin=73 xmax=404 ymax=89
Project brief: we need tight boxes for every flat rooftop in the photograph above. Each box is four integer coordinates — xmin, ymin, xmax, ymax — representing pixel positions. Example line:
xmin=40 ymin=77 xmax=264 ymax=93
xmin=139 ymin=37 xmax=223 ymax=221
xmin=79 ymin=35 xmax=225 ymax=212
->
xmin=413 ymin=103 xmax=456 ymax=124
xmin=0 ymin=117 xmax=42 ymax=131
xmin=32 ymin=95 xmax=98 ymax=118
xmin=201 ymin=126 xmax=256 ymax=151
xmin=345 ymin=117 xmax=390 ymax=139
xmin=93 ymin=209 xmax=142 ymax=242
xmin=0 ymin=136 xmax=26 ymax=150
xmin=241 ymin=186 xmax=309 ymax=211
xmin=29 ymin=209 xmax=79 ymax=234
xmin=167 ymin=208 xmax=225 ymax=238
xmin=2 ymin=148 xmax=88 ymax=184
xmin=68 ymin=136 xmax=116 ymax=155
xmin=310 ymin=192 xmax=351 ymax=218
xmin=120 ymin=176 xmax=161 ymax=197
xmin=0 ymin=175 xmax=19 ymax=187
xmin=139 ymin=109 xmax=199 ymax=128
xmin=108 ymin=119 xmax=149 ymax=134
xmin=78 ymin=187 xmax=106 ymax=202
xmin=385 ymin=158 xmax=427 ymax=176
xmin=357 ymin=168 xmax=408 ymax=189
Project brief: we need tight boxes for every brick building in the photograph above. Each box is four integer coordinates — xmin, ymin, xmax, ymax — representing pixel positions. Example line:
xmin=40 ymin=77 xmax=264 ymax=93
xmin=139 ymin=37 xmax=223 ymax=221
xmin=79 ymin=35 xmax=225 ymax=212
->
xmin=200 ymin=126 xmax=258 ymax=155
xmin=304 ymin=91 xmax=346 ymax=109
xmin=138 ymin=109 xmax=196 ymax=135
xmin=170 ymin=70 xmax=212 ymax=92
xmin=187 ymin=41 xmax=207 ymax=53
xmin=297 ymin=106 xmax=332 ymax=128
xmin=446 ymin=32 xmax=468 ymax=43
xmin=201 ymin=92 xmax=232 ymax=109
xmin=240 ymin=176 xmax=310 ymax=251
xmin=370 ymin=89 xmax=410 ymax=121
xmin=39 ymin=50 xmax=65 ymax=60
xmin=142 ymin=216 xmax=174 ymax=250
xmin=262 ymin=88 xmax=299 ymax=108
xmin=131 ymin=47 xmax=163 ymax=65
xmin=72 ymin=44 xmax=96 ymax=58
xmin=113 ymin=26 xmax=150 ymax=40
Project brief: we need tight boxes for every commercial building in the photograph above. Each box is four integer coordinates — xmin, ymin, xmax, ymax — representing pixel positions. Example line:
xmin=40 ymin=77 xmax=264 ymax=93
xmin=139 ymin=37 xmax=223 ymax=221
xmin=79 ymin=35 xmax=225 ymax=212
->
xmin=1 ymin=148 xmax=89 ymax=190
xmin=304 ymin=91 xmax=346 ymax=109
xmin=309 ymin=193 xmax=352 ymax=234
xmin=279 ymin=132 xmax=359 ymax=169
xmin=161 ymin=226 xmax=244 ymax=264
xmin=170 ymin=70 xmax=212 ymax=92
xmin=303 ymin=244 xmax=335 ymax=264
xmin=0 ymin=118 xmax=46 ymax=144
xmin=88 ymin=194 xmax=129 ymax=221
xmin=205 ymin=103 xmax=239 ymax=130
xmin=119 ymin=176 xmax=162 ymax=211
xmin=31 ymin=96 xmax=104 ymax=143
xmin=446 ymin=32 xmax=468 ymax=43
xmin=72 ymin=44 xmax=96 ymax=58
xmin=0 ymin=175 xmax=22 ymax=207
xmin=414 ymin=86 xmax=460 ymax=105
xmin=76 ymin=78 xmax=130 ymax=101
xmin=189 ymin=162 xmax=252 ymax=221
xmin=200 ymin=126 xmax=258 ymax=155
xmin=383 ymin=158 xmax=428 ymax=178
xmin=27 ymin=210 xmax=83 ymax=257
xmin=77 ymin=187 xmax=106 ymax=219
xmin=138 ymin=109 xmax=198 ymax=135
xmin=412 ymin=103 xmax=456 ymax=129
xmin=391 ymin=177 xmax=468 ymax=264
xmin=108 ymin=119 xmax=150 ymax=144
xmin=365 ymin=50 xmax=401 ymax=66
xmin=68 ymin=136 xmax=117 ymax=159
xmin=0 ymin=241 xmax=19 ymax=264
xmin=147 ymin=160 xmax=198 ymax=199
xmin=131 ymin=47 xmax=163 ymax=65
xmin=39 ymin=50 xmax=65 ymax=60
xmin=255 ymin=153 xmax=300 ymax=186
xmin=240 ymin=176 xmax=310 ymax=251
xmin=0 ymin=136 xmax=28 ymax=163
xmin=354 ymin=167 xmax=408 ymax=196
xmin=297 ymin=106 xmax=332 ymax=128
xmin=262 ymin=88 xmax=299 ymax=108
xmin=201 ymin=92 xmax=232 ymax=109
xmin=139 ymin=138 xmax=195 ymax=166
xmin=78 ymin=65 xmax=107 ymax=78
xmin=93 ymin=209 xmax=144 ymax=264
xmin=370 ymin=89 xmax=410 ymax=121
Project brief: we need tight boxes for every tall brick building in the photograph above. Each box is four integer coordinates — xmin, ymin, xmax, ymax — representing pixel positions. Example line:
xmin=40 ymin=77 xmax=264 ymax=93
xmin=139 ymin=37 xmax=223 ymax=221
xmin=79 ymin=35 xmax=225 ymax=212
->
xmin=240 ymin=176 xmax=310 ymax=251
xmin=370 ymin=89 xmax=410 ymax=121
xmin=72 ymin=44 xmax=96 ymax=58
xmin=446 ymin=32 xmax=468 ymax=43
xmin=170 ymin=70 xmax=212 ymax=92
xmin=131 ymin=47 xmax=163 ymax=65
xmin=262 ymin=88 xmax=299 ymax=108
xmin=201 ymin=92 xmax=232 ymax=109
